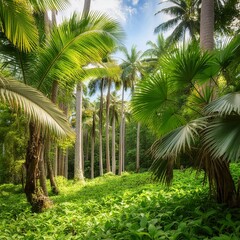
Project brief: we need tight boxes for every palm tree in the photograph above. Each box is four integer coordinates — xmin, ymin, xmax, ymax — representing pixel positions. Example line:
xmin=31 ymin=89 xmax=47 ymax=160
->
xmin=119 ymin=45 xmax=144 ymax=174
xmin=142 ymin=34 xmax=172 ymax=70
xmin=132 ymin=36 xmax=240 ymax=206
xmin=1 ymin=0 xmax=123 ymax=210
xmin=155 ymin=0 xmax=200 ymax=45
xmin=109 ymin=92 xmax=121 ymax=174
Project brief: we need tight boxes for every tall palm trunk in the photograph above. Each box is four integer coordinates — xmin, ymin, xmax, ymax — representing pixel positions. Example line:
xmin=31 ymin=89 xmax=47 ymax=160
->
xmin=74 ymin=82 xmax=84 ymax=181
xmin=64 ymin=149 xmax=68 ymax=179
xmin=105 ymin=79 xmax=111 ymax=172
xmin=111 ymin=115 xmax=116 ymax=174
xmin=200 ymin=0 xmax=214 ymax=50
xmin=136 ymin=122 xmax=140 ymax=172
xmin=119 ymin=85 xmax=124 ymax=175
xmin=91 ymin=112 xmax=96 ymax=179
xmin=99 ymin=79 xmax=104 ymax=175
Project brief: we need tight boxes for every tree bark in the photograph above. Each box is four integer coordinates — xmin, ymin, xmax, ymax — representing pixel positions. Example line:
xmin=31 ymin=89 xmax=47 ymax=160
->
xmin=200 ymin=0 xmax=214 ymax=51
xmin=83 ymin=0 xmax=91 ymax=17
xmin=119 ymin=86 xmax=124 ymax=175
xmin=64 ymin=148 xmax=68 ymax=179
xmin=91 ymin=113 xmax=95 ymax=179
xmin=99 ymin=79 xmax=104 ymax=176
xmin=136 ymin=122 xmax=140 ymax=173
xmin=39 ymin=148 xmax=48 ymax=196
xmin=25 ymin=122 xmax=51 ymax=212
xmin=74 ymin=83 xmax=84 ymax=181
xmin=105 ymin=79 xmax=111 ymax=172
xmin=45 ymin=139 xmax=59 ymax=194
xmin=111 ymin=116 xmax=116 ymax=175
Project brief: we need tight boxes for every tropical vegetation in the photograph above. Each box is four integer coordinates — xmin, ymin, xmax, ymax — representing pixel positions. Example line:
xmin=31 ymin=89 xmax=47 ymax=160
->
xmin=0 ymin=0 xmax=240 ymax=238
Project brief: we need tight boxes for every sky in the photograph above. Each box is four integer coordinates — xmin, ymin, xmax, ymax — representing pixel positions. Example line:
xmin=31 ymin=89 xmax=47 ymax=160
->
xmin=57 ymin=0 xmax=171 ymax=61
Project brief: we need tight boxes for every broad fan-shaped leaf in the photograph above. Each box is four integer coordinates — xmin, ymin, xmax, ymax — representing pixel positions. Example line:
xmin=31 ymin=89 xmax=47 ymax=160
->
xmin=150 ymin=118 xmax=207 ymax=183
xmin=204 ymin=92 xmax=240 ymax=116
xmin=0 ymin=75 xmax=74 ymax=138
xmin=132 ymin=73 xmax=173 ymax=123
xmin=203 ymin=116 xmax=240 ymax=161
xmin=162 ymin=43 xmax=216 ymax=88
xmin=151 ymin=118 xmax=207 ymax=160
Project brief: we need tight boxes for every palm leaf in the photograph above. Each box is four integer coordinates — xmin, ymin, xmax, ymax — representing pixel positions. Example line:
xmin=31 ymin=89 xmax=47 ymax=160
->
xmin=150 ymin=118 xmax=207 ymax=183
xmin=29 ymin=0 xmax=70 ymax=11
xmin=0 ymin=0 xmax=38 ymax=52
xmin=31 ymin=12 xmax=123 ymax=90
xmin=0 ymin=74 xmax=74 ymax=138
xmin=202 ymin=116 xmax=240 ymax=161
xmin=204 ymin=92 xmax=240 ymax=116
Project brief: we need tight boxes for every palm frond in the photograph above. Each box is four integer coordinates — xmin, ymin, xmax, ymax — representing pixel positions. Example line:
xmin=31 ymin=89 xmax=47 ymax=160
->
xmin=29 ymin=0 xmax=70 ymax=11
xmin=0 ymin=74 xmax=74 ymax=138
xmin=0 ymin=0 xmax=38 ymax=52
xmin=31 ymin=12 xmax=123 ymax=90
xmin=202 ymin=116 xmax=240 ymax=161
xmin=161 ymin=43 xmax=216 ymax=88
xmin=150 ymin=117 xmax=207 ymax=183
xmin=204 ymin=92 xmax=240 ymax=116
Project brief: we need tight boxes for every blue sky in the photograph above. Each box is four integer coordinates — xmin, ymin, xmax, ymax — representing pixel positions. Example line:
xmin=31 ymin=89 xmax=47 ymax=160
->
xmin=58 ymin=0 xmax=170 ymax=57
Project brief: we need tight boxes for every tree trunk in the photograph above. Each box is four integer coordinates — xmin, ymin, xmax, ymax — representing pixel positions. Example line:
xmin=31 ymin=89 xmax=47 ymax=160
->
xmin=136 ymin=122 xmax=140 ymax=173
xmin=111 ymin=116 xmax=116 ymax=175
xmin=99 ymin=79 xmax=104 ymax=176
xmin=122 ymin=114 xmax=126 ymax=172
xmin=200 ymin=0 xmax=214 ymax=51
xmin=53 ymin=146 xmax=58 ymax=176
xmin=25 ymin=122 xmax=51 ymax=212
xmin=106 ymin=79 xmax=111 ymax=172
xmin=64 ymin=148 xmax=68 ymax=179
xmin=91 ymin=113 xmax=96 ymax=179
xmin=119 ymin=86 xmax=124 ymax=175
xmin=74 ymin=83 xmax=84 ymax=181
xmin=45 ymin=139 xmax=59 ymax=194
xmin=39 ymin=148 xmax=48 ymax=196
xmin=83 ymin=0 xmax=91 ymax=17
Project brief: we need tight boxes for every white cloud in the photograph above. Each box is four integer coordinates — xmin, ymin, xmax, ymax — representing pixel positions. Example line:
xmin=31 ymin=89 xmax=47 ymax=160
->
xmin=132 ymin=0 xmax=139 ymax=5
xmin=57 ymin=0 xmax=130 ymax=23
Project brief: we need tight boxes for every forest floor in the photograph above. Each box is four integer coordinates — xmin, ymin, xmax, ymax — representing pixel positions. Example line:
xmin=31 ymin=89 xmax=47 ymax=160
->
xmin=1 ymin=166 xmax=240 ymax=239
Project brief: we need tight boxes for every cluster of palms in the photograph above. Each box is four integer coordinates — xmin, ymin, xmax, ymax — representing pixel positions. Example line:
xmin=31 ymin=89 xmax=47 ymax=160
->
xmin=132 ymin=0 xmax=240 ymax=206
xmin=0 ymin=0 xmax=126 ymax=211
xmin=0 ymin=0 xmax=239 ymax=212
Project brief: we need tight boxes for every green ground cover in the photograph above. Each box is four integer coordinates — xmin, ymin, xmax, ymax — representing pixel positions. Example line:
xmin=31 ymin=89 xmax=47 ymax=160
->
xmin=1 ymin=166 xmax=240 ymax=239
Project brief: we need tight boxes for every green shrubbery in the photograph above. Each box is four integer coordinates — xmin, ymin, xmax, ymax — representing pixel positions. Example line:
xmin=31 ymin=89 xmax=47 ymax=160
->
xmin=1 ymin=167 xmax=240 ymax=239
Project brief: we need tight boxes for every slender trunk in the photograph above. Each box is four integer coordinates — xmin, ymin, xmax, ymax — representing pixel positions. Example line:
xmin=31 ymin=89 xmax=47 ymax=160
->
xmin=91 ymin=113 xmax=96 ymax=179
xmin=122 ymin=115 xmax=126 ymax=172
xmin=99 ymin=79 xmax=104 ymax=176
xmin=81 ymin=129 xmax=84 ymax=172
xmin=111 ymin=116 xmax=116 ymax=175
xmin=83 ymin=0 xmax=91 ymax=17
xmin=119 ymin=86 xmax=124 ymax=175
xmin=74 ymin=83 xmax=84 ymax=181
xmin=106 ymin=79 xmax=111 ymax=172
xmin=53 ymin=147 xmax=58 ymax=176
xmin=45 ymin=139 xmax=59 ymax=194
xmin=64 ymin=148 xmax=68 ymax=179
xmin=136 ymin=122 xmax=140 ymax=173
xmin=85 ymin=131 xmax=89 ymax=165
xmin=200 ymin=0 xmax=214 ymax=51
xmin=39 ymin=148 xmax=48 ymax=196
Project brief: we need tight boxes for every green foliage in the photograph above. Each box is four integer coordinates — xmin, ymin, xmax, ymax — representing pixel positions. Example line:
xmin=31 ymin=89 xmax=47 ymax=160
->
xmin=1 ymin=167 xmax=240 ymax=239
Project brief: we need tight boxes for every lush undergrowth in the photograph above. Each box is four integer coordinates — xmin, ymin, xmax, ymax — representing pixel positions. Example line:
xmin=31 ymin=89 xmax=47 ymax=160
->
xmin=1 ymin=166 xmax=240 ymax=239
